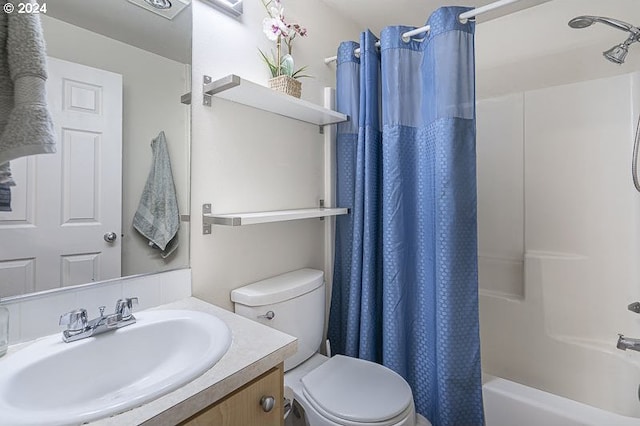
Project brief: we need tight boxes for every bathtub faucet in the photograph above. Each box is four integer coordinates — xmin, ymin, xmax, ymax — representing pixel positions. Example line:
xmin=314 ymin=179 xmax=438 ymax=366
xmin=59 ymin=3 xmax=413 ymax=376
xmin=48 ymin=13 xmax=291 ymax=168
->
xmin=616 ymin=334 xmax=640 ymax=351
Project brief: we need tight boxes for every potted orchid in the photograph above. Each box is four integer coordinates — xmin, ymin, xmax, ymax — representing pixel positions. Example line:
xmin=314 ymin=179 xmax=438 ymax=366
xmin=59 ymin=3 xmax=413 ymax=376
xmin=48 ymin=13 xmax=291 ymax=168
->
xmin=259 ymin=0 xmax=310 ymax=98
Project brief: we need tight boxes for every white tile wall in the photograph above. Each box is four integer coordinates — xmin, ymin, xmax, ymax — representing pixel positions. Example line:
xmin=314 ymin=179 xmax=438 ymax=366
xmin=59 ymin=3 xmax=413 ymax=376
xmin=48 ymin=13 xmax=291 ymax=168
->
xmin=0 ymin=269 xmax=191 ymax=345
xmin=4 ymin=302 xmax=20 ymax=344
xmin=160 ymin=269 xmax=193 ymax=303
xmin=123 ymin=277 xmax=161 ymax=312
xmin=20 ymin=291 xmax=79 ymax=342
xmin=77 ymin=283 xmax=124 ymax=319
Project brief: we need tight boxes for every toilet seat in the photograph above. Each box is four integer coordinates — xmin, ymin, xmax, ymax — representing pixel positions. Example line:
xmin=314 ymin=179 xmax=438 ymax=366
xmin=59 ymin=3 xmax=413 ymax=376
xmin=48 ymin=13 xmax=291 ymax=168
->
xmin=300 ymin=355 xmax=414 ymax=426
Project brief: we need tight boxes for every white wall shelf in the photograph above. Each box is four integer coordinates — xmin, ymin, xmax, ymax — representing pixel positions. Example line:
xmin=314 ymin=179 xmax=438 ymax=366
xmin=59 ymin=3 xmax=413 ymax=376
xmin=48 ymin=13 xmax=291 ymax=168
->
xmin=202 ymin=204 xmax=348 ymax=232
xmin=202 ymin=74 xmax=349 ymax=126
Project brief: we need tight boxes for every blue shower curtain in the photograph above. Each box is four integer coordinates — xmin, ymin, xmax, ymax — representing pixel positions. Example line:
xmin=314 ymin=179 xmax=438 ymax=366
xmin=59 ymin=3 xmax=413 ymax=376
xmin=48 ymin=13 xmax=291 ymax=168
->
xmin=328 ymin=7 xmax=484 ymax=425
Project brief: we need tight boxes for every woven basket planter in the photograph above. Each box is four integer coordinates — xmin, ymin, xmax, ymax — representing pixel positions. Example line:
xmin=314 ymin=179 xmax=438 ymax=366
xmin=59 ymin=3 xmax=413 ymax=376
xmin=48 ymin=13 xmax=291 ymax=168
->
xmin=268 ymin=75 xmax=302 ymax=98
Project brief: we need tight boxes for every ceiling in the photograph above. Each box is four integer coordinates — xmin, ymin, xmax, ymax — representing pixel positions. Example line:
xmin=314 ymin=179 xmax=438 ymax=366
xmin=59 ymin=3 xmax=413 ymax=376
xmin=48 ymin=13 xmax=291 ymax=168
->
xmin=44 ymin=0 xmax=640 ymax=74
xmin=46 ymin=0 xmax=192 ymax=64
xmin=319 ymin=0 xmax=640 ymax=75
xmin=319 ymin=0 xmax=553 ymax=35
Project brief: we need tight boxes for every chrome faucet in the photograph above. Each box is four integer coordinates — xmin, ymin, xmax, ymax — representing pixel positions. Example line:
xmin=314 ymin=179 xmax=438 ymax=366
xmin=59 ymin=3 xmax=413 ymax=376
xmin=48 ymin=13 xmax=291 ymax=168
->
xmin=617 ymin=334 xmax=640 ymax=352
xmin=59 ymin=297 xmax=138 ymax=343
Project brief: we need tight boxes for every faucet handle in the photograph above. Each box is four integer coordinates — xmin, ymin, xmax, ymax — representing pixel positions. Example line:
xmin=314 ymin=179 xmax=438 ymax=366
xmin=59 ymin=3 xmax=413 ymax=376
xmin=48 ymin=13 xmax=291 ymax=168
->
xmin=115 ymin=297 xmax=138 ymax=319
xmin=59 ymin=309 xmax=88 ymax=332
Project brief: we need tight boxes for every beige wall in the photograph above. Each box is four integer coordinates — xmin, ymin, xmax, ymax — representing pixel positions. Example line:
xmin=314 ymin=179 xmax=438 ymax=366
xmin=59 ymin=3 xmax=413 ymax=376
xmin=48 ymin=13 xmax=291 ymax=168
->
xmin=41 ymin=16 xmax=190 ymax=277
xmin=190 ymin=0 xmax=359 ymax=310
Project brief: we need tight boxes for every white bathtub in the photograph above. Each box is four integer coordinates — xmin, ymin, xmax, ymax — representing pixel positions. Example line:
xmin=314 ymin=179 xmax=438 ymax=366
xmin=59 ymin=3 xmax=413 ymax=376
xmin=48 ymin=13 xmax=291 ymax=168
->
xmin=483 ymin=375 xmax=640 ymax=426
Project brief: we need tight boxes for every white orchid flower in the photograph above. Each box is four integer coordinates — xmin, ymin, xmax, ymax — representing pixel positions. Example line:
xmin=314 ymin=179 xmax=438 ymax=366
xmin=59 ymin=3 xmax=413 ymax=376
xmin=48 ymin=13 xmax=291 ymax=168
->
xmin=263 ymin=16 xmax=289 ymax=41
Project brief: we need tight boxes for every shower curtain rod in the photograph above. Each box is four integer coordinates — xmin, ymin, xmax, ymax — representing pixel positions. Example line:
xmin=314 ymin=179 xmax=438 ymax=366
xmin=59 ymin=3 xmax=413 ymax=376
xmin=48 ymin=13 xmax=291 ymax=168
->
xmin=323 ymin=0 xmax=524 ymax=64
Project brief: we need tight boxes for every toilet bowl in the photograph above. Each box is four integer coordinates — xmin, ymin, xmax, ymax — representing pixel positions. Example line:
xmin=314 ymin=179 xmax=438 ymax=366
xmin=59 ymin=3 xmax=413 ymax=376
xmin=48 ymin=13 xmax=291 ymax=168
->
xmin=231 ymin=269 xmax=427 ymax=426
xmin=285 ymin=353 xmax=416 ymax=426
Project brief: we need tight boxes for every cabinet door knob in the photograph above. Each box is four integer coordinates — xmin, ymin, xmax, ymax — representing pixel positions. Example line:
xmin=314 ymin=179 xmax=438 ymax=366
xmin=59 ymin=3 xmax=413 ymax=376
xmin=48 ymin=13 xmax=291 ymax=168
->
xmin=260 ymin=395 xmax=275 ymax=412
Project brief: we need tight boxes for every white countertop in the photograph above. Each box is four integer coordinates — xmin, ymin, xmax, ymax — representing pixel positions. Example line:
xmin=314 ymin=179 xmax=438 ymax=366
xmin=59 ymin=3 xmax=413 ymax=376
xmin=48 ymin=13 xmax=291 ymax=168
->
xmin=7 ymin=297 xmax=297 ymax=426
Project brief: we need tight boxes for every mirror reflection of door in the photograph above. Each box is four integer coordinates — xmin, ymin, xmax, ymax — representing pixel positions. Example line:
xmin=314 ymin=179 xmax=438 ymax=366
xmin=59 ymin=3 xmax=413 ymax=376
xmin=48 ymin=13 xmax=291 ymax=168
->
xmin=0 ymin=57 xmax=123 ymax=296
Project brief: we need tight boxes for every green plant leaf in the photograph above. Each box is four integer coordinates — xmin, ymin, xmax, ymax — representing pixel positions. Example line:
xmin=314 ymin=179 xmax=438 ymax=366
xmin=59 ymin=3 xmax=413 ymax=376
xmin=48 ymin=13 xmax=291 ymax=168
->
xmin=291 ymin=65 xmax=312 ymax=79
xmin=258 ymin=48 xmax=279 ymax=78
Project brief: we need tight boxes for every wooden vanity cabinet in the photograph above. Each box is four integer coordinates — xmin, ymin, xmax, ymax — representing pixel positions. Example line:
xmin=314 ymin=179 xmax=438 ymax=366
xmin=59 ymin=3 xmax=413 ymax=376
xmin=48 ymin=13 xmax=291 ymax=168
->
xmin=180 ymin=363 xmax=284 ymax=426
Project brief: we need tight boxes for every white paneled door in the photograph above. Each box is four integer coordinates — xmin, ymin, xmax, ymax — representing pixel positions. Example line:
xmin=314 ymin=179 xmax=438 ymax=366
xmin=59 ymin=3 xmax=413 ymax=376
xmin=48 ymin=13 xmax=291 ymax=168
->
xmin=0 ymin=58 xmax=122 ymax=296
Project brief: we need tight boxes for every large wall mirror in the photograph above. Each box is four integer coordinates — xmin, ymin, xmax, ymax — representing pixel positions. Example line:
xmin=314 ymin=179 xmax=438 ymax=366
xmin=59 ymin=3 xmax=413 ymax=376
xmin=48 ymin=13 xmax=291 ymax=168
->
xmin=0 ymin=0 xmax=192 ymax=299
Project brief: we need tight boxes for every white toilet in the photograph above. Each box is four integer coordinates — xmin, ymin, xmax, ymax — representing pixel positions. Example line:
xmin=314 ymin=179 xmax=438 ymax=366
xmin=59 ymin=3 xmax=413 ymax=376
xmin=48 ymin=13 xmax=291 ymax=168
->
xmin=232 ymin=268 xmax=426 ymax=426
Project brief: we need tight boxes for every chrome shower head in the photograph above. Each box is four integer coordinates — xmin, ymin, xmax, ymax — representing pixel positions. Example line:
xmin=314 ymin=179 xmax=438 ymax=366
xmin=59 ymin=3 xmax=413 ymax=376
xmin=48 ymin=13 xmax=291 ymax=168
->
xmin=569 ymin=15 xmax=640 ymax=64
xmin=568 ymin=16 xmax=596 ymax=29
xmin=604 ymin=43 xmax=630 ymax=64
xmin=568 ymin=15 xmax=638 ymax=33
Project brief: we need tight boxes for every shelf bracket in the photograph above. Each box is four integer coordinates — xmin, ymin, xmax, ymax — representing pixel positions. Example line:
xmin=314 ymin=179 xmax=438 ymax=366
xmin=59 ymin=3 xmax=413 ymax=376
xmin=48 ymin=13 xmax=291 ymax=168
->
xmin=319 ymin=199 xmax=325 ymax=221
xmin=203 ymin=76 xmax=212 ymax=106
xmin=319 ymin=125 xmax=324 ymax=135
xmin=203 ymin=74 xmax=242 ymax=107
xmin=202 ymin=203 xmax=212 ymax=235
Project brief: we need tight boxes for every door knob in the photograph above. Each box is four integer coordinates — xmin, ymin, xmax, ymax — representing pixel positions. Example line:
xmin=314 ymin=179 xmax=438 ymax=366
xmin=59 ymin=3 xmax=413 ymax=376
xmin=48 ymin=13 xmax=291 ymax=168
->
xmin=103 ymin=232 xmax=117 ymax=243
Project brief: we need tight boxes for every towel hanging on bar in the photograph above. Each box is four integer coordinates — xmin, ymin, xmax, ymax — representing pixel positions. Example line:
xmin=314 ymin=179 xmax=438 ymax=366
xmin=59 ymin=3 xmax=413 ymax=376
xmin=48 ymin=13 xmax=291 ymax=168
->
xmin=0 ymin=162 xmax=15 ymax=212
xmin=133 ymin=131 xmax=180 ymax=258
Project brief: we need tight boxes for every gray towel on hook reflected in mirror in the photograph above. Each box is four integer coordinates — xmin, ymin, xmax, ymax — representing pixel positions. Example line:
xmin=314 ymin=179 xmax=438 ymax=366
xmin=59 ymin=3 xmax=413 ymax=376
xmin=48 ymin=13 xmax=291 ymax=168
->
xmin=0 ymin=162 xmax=15 ymax=186
xmin=133 ymin=131 xmax=180 ymax=258
xmin=0 ymin=184 xmax=11 ymax=212
xmin=0 ymin=162 xmax=15 ymax=212
xmin=0 ymin=2 xmax=56 ymax=164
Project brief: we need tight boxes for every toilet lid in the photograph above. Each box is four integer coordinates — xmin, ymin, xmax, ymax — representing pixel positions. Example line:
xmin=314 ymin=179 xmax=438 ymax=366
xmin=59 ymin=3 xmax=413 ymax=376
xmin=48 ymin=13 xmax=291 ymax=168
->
xmin=300 ymin=355 xmax=413 ymax=423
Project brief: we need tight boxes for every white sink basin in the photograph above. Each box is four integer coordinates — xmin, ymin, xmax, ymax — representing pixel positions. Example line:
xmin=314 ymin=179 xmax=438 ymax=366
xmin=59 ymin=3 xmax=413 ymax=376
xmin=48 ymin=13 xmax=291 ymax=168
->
xmin=0 ymin=309 xmax=232 ymax=426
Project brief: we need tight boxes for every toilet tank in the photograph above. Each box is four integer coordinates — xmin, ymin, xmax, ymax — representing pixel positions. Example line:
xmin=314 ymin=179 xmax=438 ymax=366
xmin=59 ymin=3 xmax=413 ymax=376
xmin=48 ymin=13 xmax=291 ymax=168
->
xmin=231 ymin=268 xmax=325 ymax=371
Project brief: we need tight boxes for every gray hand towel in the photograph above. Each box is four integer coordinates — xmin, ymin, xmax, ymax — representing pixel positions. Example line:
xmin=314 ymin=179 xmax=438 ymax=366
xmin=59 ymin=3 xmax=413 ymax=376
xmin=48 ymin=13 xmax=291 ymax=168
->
xmin=0 ymin=162 xmax=15 ymax=185
xmin=0 ymin=183 xmax=11 ymax=212
xmin=0 ymin=1 xmax=56 ymax=164
xmin=0 ymin=162 xmax=15 ymax=212
xmin=133 ymin=131 xmax=179 ymax=258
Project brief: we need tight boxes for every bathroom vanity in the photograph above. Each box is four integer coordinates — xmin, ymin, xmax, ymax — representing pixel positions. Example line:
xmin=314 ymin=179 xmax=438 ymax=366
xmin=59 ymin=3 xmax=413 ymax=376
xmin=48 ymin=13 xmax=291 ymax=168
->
xmin=179 ymin=363 xmax=284 ymax=425
xmin=2 ymin=297 xmax=296 ymax=426
xmin=98 ymin=298 xmax=297 ymax=425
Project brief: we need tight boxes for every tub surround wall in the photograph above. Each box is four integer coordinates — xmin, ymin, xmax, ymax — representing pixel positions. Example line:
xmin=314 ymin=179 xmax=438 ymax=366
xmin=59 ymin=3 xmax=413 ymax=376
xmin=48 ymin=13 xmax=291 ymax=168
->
xmin=190 ymin=0 xmax=359 ymax=310
xmin=1 ymin=269 xmax=191 ymax=345
xmin=477 ymin=58 xmax=640 ymax=418
xmin=476 ymin=92 xmax=525 ymax=299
